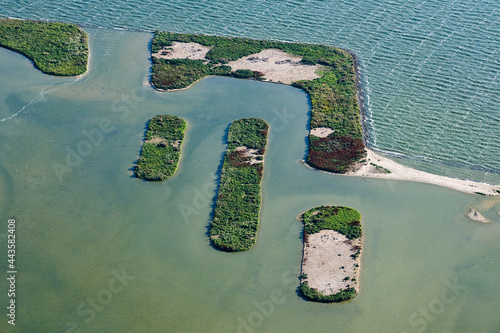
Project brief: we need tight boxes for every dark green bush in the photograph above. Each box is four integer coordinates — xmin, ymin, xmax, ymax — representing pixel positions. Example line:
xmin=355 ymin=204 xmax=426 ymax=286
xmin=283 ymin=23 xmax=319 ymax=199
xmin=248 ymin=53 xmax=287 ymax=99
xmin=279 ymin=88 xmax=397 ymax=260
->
xmin=300 ymin=282 xmax=356 ymax=302
xmin=134 ymin=115 xmax=186 ymax=181
xmin=301 ymin=206 xmax=362 ymax=239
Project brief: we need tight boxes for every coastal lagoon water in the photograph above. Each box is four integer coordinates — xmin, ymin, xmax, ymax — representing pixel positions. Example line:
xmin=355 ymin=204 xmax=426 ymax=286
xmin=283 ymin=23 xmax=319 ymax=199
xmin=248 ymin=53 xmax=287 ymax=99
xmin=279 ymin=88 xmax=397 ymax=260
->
xmin=0 ymin=28 xmax=500 ymax=332
xmin=1 ymin=0 xmax=499 ymax=184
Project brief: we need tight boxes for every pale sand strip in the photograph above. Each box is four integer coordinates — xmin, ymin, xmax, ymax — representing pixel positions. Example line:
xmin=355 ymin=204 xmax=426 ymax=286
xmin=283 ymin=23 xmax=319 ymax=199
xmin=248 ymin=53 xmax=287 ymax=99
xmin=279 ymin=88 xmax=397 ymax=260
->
xmin=345 ymin=149 xmax=500 ymax=195
xmin=152 ymin=42 xmax=212 ymax=61
xmin=301 ymin=230 xmax=362 ymax=295
xmin=227 ymin=49 xmax=322 ymax=84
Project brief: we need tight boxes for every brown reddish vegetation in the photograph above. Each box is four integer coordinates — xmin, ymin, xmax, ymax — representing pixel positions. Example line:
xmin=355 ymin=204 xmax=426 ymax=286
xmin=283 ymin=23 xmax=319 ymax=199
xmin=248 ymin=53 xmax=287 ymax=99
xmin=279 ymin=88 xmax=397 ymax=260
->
xmin=307 ymin=134 xmax=365 ymax=173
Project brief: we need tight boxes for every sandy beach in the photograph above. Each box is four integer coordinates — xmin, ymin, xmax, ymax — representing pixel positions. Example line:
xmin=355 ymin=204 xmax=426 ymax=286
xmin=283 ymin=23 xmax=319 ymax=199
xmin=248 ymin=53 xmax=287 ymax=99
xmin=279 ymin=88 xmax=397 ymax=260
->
xmin=343 ymin=149 xmax=500 ymax=196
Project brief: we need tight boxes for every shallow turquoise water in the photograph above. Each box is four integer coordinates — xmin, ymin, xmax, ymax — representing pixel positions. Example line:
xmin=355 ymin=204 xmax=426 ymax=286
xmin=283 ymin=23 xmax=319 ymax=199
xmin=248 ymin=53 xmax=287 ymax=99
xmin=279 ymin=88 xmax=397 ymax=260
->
xmin=1 ymin=0 xmax=499 ymax=183
xmin=0 ymin=28 xmax=499 ymax=333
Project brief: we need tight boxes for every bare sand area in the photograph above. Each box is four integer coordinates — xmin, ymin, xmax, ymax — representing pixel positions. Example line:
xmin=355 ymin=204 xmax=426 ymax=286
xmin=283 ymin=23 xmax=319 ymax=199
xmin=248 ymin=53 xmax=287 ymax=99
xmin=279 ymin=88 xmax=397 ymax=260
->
xmin=301 ymin=230 xmax=362 ymax=295
xmin=466 ymin=208 xmax=490 ymax=223
xmin=152 ymin=42 xmax=322 ymax=85
xmin=344 ymin=149 xmax=500 ymax=196
xmin=152 ymin=42 xmax=212 ymax=61
xmin=227 ymin=49 xmax=322 ymax=84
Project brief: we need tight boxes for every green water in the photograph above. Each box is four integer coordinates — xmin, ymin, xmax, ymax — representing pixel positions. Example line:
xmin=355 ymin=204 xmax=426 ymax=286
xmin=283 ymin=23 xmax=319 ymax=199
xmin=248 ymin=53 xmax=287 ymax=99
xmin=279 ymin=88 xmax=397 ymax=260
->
xmin=1 ymin=29 xmax=500 ymax=333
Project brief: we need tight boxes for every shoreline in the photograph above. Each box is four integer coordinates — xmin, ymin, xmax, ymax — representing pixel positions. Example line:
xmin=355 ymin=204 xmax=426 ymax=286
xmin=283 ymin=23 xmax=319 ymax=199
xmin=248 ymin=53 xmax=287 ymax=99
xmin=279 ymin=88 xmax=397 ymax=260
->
xmin=303 ymin=149 xmax=500 ymax=195
xmin=150 ymin=39 xmax=499 ymax=195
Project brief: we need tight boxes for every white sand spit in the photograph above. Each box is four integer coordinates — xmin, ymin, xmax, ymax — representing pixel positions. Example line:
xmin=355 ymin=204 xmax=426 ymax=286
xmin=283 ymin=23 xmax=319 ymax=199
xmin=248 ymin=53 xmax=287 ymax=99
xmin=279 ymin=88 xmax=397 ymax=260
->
xmin=228 ymin=49 xmax=322 ymax=84
xmin=301 ymin=230 xmax=362 ymax=295
xmin=344 ymin=149 xmax=500 ymax=196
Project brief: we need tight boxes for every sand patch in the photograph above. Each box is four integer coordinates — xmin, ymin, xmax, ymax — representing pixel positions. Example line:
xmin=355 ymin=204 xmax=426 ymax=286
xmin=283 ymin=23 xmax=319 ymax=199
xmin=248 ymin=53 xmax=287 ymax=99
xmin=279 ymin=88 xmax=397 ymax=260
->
xmin=466 ymin=208 xmax=490 ymax=223
xmin=228 ymin=49 xmax=323 ymax=84
xmin=152 ymin=42 xmax=212 ymax=61
xmin=301 ymin=230 xmax=362 ymax=295
xmin=310 ymin=127 xmax=334 ymax=138
xmin=235 ymin=146 xmax=264 ymax=164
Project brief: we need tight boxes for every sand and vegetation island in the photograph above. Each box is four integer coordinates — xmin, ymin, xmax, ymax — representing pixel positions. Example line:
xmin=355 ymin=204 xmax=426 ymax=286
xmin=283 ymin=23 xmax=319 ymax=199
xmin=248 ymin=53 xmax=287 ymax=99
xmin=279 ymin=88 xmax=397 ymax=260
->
xmin=134 ymin=115 xmax=187 ymax=181
xmin=209 ymin=118 xmax=269 ymax=251
xmin=0 ymin=18 xmax=88 ymax=76
xmin=150 ymin=31 xmax=365 ymax=174
xmin=150 ymin=31 xmax=500 ymax=196
xmin=299 ymin=206 xmax=363 ymax=302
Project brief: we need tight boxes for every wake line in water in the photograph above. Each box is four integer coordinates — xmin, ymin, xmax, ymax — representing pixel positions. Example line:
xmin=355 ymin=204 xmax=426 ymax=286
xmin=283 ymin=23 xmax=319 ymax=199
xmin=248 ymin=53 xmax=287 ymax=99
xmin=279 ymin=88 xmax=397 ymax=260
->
xmin=0 ymin=78 xmax=81 ymax=122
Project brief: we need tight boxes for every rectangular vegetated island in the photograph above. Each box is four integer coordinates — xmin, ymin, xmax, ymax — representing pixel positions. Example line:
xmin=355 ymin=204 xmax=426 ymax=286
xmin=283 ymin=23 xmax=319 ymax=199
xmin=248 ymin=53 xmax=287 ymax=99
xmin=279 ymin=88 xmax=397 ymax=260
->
xmin=299 ymin=206 xmax=363 ymax=302
xmin=150 ymin=31 xmax=365 ymax=173
xmin=210 ymin=118 xmax=269 ymax=252
xmin=134 ymin=115 xmax=186 ymax=181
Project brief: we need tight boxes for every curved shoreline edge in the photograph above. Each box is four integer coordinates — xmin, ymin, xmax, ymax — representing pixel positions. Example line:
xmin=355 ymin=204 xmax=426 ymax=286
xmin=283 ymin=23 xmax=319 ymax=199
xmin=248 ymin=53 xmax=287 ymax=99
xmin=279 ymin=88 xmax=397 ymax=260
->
xmin=0 ymin=18 xmax=89 ymax=76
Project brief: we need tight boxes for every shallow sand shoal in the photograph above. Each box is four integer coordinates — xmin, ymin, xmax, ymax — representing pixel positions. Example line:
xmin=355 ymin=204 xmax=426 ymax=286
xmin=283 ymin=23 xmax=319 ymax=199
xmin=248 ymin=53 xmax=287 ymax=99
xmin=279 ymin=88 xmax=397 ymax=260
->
xmin=344 ymin=149 xmax=500 ymax=196
xmin=301 ymin=230 xmax=362 ymax=295
xmin=467 ymin=208 xmax=490 ymax=223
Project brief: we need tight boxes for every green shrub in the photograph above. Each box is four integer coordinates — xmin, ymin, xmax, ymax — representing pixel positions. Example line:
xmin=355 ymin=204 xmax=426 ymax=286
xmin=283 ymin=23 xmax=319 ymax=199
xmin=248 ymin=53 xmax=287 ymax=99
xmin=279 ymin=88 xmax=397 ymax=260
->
xmin=209 ymin=118 xmax=269 ymax=252
xmin=301 ymin=206 xmax=362 ymax=239
xmin=0 ymin=18 xmax=88 ymax=76
xmin=300 ymin=282 xmax=356 ymax=302
xmin=134 ymin=115 xmax=186 ymax=181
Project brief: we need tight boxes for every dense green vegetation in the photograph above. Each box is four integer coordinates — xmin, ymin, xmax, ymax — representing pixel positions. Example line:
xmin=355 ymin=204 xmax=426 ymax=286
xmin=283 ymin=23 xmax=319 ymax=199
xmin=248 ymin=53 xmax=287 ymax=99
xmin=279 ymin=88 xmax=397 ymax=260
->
xmin=209 ymin=118 xmax=268 ymax=252
xmin=134 ymin=115 xmax=186 ymax=181
xmin=151 ymin=31 xmax=364 ymax=173
xmin=0 ymin=18 xmax=88 ymax=76
xmin=300 ymin=283 xmax=356 ymax=303
xmin=301 ymin=206 xmax=362 ymax=239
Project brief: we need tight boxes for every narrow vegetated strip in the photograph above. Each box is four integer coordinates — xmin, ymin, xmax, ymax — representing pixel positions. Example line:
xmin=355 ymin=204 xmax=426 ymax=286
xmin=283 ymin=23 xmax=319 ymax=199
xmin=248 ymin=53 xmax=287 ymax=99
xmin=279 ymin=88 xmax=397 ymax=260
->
xmin=210 ymin=118 xmax=269 ymax=252
xmin=299 ymin=206 xmax=363 ymax=302
xmin=134 ymin=115 xmax=187 ymax=181
xmin=151 ymin=31 xmax=365 ymax=173
xmin=0 ymin=18 xmax=88 ymax=76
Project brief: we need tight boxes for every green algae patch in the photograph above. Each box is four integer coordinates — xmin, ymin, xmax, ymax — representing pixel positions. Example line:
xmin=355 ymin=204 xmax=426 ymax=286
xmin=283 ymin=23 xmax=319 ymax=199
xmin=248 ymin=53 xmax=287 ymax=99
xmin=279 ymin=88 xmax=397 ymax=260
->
xmin=0 ymin=18 xmax=88 ymax=76
xmin=134 ymin=115 xmax=186 ymax=181
xmin=209 ymin=118 xmax=268 ymax=252
xmin=299 ymin=206 xmax=362 ymax=302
